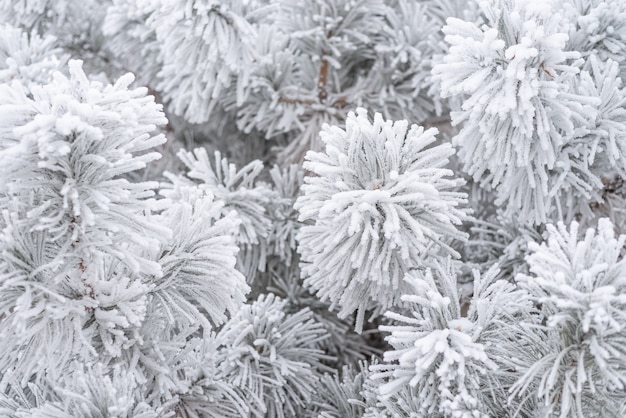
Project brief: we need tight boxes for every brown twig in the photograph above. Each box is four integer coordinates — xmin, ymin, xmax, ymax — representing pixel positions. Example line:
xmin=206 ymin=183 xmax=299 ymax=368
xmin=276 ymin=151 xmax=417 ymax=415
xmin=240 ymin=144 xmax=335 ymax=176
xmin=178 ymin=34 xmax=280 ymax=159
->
xmin=278 ymin=96 xmax=316 ymax=105
xmin=317 ymin=59 xmax=329 ymax=102
xmin=541 ymin=62 xmax=555 ymax=78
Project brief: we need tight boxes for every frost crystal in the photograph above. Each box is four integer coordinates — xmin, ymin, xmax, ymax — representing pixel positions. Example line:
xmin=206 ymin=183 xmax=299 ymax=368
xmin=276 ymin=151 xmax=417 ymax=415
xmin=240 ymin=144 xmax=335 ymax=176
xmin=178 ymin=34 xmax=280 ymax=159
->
xmin=514 ymin=219 xmax=626 ymax=416
xmin=296 ymin=108 xmax=467 ymax=332
xmin=433 ymin=0 xmax=601 ymax=224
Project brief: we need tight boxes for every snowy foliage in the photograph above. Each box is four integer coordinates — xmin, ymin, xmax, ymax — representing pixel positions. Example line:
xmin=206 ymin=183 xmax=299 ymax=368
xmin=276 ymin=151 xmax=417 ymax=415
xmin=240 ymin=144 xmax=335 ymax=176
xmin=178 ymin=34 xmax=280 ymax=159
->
xmin=8 ymin=363 xmax=161 ymax=417
xmin=514 ymin=219 xmax=626 ymax=416
xmin=3 ymin=0 xmax=626 ymax=416
xmin=216 ymin=293 xmax=328 ymax=418
xmin=265 ymin=164 xmax=304 ymax=265
xmin=152 ymin=0 xmax=257 ymax=123
xmin=309 ymin=362 xmax=371 ymax=418
xmin=0 ymin=60 xmax=169 ymax=386
xmin=296 ymin=109 xmax=467 ymax=331
xmin=565 ymin=0 xmax=626 ymax=79
xmin=266 ymin=260 xmax=381 ymax=370
xmin=151 ymin=190 xmax=249 ymax=329
xmin=433 ymin=0 xmax=626 ymax=225
xmin=371 ymin=262 xmax=496 ymax=417
xmin=0 ymin=0 xmax=75 ymax=30
xmin=362 ymin=0 xmax=439 ymax=121
xmin=0 ymin=60 xmax=167 ymax=268
xmin=0 ymin=24 xmax=63 ymax=88
xmin=163 ymin=148 xmax=276 ymax=280
xmin=237 ymin=0 xmax=390 ymax=162
xmin=103 ymin=0 xmax=162 ymax=86
xmin=0 ymin=59 xmax=251 ymax=413
xmin=161 ymin=336 xmax=249 ymax=418
xmin=0 ymin=0 xmax=111 ymax=74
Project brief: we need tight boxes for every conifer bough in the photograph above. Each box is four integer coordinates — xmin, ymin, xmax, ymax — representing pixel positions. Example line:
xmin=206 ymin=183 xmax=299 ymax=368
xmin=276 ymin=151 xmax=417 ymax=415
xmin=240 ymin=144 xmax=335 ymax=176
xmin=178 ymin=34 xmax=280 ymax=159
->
xmin=1 ymin=0 xmax=626 ymax=416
